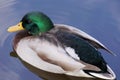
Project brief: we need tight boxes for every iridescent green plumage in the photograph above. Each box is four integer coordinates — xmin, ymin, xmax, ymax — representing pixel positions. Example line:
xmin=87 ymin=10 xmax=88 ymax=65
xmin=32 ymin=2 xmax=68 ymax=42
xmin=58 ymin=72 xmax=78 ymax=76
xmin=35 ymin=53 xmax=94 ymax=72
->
xmin=21 ymin=12 xmax=54 ymax=35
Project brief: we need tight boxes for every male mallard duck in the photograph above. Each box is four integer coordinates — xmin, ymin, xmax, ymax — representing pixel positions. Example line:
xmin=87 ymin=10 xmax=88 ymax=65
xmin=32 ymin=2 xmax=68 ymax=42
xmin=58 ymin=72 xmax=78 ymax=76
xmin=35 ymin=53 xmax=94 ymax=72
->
xmin=7 ymin=11 xmax=116 ymax=80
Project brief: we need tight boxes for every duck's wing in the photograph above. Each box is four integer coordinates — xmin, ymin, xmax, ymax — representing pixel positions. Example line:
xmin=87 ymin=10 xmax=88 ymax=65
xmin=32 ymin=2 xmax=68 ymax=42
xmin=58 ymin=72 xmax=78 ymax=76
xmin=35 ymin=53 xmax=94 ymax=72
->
xmin=53 ymin=24 xmax=116 ymax=79
xmin=54 ymin=25 xmax=107 ymax=71
xmin=54 ymin=24 xmax=115 ymax=55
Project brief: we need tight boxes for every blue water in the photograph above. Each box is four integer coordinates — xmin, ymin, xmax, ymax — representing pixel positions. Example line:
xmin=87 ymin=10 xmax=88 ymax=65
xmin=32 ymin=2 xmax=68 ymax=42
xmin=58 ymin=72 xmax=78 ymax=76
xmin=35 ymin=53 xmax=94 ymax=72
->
xmin=0 ymin=0 xmax=120 ymax=80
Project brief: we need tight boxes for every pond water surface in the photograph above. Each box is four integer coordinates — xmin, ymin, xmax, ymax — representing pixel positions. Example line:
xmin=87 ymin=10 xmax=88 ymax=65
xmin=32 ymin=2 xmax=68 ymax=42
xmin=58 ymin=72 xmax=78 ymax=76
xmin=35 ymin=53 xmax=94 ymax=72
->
xmin=0 ymin=0 xmax=120 ymax=80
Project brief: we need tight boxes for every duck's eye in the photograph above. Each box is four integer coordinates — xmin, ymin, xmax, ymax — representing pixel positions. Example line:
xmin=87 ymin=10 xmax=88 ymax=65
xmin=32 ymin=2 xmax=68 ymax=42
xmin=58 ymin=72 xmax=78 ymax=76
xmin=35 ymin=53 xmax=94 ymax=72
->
xmin=25 ymin=20 xmax=32 ymax=24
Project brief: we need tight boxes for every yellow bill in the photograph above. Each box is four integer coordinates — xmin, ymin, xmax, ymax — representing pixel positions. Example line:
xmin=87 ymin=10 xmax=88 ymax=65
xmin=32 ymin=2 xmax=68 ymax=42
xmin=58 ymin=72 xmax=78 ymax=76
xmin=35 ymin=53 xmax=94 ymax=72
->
xmin=7 ymin=22 xmax=24 ymax=32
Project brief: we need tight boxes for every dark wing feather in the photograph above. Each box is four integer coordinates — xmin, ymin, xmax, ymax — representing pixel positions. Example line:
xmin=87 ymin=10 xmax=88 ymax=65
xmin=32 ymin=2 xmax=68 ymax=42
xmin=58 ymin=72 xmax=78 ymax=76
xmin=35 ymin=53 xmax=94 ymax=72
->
xmin=54 ymin=29 xmax=107 ymax=72
xmin=54 ymin=24 xmax=115 ymax=56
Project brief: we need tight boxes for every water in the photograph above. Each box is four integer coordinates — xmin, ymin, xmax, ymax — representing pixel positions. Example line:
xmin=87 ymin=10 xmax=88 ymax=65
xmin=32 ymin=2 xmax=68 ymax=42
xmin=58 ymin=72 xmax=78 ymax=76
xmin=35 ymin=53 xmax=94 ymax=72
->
xmin=0 ymin=0 xmax=120 ymax=80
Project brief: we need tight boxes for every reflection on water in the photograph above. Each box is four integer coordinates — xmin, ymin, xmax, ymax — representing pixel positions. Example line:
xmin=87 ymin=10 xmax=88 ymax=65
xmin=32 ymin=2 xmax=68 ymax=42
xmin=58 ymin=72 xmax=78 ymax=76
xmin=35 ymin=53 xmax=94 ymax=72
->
xmin=0 ymin=0 xmax=120 ymax=80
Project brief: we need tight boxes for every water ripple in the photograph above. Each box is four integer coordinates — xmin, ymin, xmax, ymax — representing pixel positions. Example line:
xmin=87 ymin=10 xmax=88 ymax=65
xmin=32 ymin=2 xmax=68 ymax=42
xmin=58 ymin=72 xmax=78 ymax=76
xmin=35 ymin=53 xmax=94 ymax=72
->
xmin=0 ymin=63 xmax=20 ymax=80
xmin=0 ymin=0 xmax=17 ymax=46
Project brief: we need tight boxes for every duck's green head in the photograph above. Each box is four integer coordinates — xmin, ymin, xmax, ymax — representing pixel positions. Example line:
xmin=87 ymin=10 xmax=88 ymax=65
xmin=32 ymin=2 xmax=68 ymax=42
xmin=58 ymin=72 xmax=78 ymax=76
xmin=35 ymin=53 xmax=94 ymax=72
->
xmin=8 ymin=11 xmax=54 ymax=35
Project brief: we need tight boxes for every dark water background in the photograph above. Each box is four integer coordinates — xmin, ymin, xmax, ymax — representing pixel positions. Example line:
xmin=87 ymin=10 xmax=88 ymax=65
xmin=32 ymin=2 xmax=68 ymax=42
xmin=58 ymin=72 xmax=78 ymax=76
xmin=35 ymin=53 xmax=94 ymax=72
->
xmin=0 ymin=0 xmax=120 ymax=80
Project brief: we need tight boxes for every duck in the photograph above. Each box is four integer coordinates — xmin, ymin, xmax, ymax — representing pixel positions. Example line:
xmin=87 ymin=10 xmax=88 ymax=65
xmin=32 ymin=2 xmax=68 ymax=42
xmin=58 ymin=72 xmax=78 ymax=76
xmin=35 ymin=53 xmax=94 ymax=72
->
xmin=7 ymin=11 xmax=116 ymax=80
